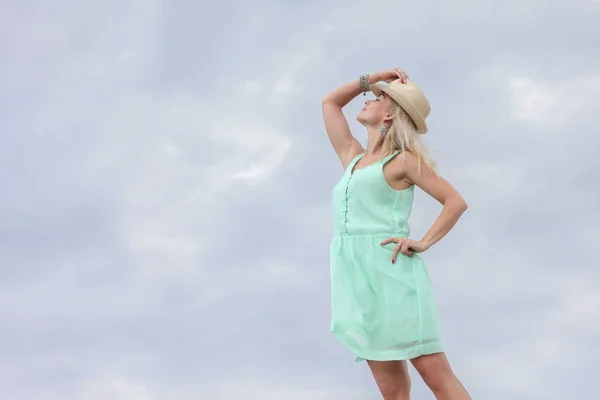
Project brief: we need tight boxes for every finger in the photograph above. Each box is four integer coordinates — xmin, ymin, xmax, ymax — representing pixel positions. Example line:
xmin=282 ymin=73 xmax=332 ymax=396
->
xmin=395 ymin=69 xmax=405 ymax=83
xmin=392 ymin=243 xmax=401 ymax=264
xmin=400 ymin=240 xmax=411 ymax=255
xmin=407 ymin=240 xmax=416 ymax=256
xmin=380 ymin=238 xmax=396 ymax=246
xmin=399 ymin=70 xmax=409 ymax=83
xmin=404 ymin=241 xmax=415 ymax=257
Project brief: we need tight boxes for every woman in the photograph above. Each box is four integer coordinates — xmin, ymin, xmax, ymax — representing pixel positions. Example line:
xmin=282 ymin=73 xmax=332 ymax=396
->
xmin=322 ymin=68 xmax=472 ymax=400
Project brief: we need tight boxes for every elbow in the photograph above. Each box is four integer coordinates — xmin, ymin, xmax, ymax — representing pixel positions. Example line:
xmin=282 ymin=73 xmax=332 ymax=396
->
xmin=322 ymin=93 xmax=333 ymax=105
xmin=322 ymin=92 xmax=341 ymax=107
xmin=447 ymin=197 xmax=468 ymax=213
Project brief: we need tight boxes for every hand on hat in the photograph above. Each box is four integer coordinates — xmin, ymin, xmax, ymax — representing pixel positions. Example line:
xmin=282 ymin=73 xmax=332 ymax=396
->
xmin=377 ymin=68 xmax=409 ymax=84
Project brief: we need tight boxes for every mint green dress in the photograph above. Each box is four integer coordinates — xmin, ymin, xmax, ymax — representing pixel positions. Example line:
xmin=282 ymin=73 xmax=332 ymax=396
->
xmin=329 ymin=150 xmax=444 ymax=362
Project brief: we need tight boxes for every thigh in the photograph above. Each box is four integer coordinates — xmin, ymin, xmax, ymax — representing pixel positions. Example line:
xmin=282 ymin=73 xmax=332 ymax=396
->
xmin=410 ymin=352 xmax=453 ymax=386
xmin=367 ymin=360 xmax=411 ymax=396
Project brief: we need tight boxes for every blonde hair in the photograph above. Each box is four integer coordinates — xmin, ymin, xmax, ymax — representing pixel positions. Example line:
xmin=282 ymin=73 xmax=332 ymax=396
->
xmin=382 ymin=103 xmax=438 ymax=176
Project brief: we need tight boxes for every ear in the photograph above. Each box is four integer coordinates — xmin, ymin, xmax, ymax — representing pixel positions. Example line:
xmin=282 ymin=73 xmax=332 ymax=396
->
xmin=383 ymin=113 xmax=394 ymax=122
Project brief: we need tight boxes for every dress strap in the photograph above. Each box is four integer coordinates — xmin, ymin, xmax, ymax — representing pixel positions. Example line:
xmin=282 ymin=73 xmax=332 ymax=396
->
xmin=346 ymin=152 xmax=366 ymax=173
xmin=380 ymin=150 xmax=400 ymax=165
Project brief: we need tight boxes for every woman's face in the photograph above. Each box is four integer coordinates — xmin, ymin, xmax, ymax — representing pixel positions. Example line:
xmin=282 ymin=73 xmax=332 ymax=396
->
xmin=357 ymin=93 xmax=394 ymax=126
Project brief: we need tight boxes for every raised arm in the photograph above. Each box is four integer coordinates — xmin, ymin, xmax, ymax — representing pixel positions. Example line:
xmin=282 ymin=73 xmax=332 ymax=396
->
xmin=321 ymin=69 xmax=406 ymax=168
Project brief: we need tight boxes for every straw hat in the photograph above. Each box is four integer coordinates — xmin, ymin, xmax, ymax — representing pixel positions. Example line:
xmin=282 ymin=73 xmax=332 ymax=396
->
xmin=370 ymin=79 xmax=431 ymax=134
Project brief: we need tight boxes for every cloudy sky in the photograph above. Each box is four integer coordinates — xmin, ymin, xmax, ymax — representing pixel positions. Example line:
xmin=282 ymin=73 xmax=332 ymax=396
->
xmin=1 ymin=0 xmax=599 ymax=399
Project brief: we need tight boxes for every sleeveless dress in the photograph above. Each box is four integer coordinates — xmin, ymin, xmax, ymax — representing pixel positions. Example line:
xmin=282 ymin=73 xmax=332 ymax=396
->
xmin=329 ymin=150 xmax=444 ymax=362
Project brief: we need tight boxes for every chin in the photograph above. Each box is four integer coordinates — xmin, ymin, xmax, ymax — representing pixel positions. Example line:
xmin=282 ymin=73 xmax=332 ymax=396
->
xmin=356 ymin=113 xmax=367 ymax=125
xmin=357 ymin=117 xmax=372 ymax=128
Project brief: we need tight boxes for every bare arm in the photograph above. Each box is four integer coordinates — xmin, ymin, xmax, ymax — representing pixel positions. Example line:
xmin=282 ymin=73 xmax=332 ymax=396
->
xmin=403 ymin=152 xmax=468 ymax=249
xmin=321 ymin=70 xmax=405 ymax=168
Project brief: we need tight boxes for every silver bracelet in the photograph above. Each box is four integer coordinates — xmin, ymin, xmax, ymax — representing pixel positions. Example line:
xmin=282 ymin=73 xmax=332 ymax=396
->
xmin=358 ymin=74 xmax=370 ymax=95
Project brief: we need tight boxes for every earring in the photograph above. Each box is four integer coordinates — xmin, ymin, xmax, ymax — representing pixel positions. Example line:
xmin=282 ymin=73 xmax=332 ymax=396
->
xmin=380 ymin=123 xmax=387 ymax=136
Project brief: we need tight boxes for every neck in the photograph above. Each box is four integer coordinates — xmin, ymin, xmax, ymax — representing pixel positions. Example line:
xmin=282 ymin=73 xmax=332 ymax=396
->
xmin=365 ymin=125 xmax=385 ymax=155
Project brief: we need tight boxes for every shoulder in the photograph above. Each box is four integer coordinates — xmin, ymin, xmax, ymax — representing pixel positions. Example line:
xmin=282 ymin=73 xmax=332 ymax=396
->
xmin=341 ymin=143 xmax=365 ymax=169
xmin=388 ymin=150 xmax=436 ymax=182
xmin=389 ymin=149 xmax=419 ymax=171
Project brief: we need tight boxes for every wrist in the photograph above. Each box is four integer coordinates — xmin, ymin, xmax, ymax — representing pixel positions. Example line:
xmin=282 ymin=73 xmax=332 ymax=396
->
xmin=368 ymin=72 xmax=384 ymax=84
xmin=420 ymin=239 xmax=433 ymax=249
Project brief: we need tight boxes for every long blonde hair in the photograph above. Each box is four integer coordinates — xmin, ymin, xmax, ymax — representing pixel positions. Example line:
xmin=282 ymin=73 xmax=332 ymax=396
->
xmin=382 ymin=103 xmax=438 ymax=176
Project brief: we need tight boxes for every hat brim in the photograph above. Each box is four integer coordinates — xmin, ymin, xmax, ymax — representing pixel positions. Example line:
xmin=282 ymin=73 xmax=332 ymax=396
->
xmin=371 ymin=83 xmax=428 ymax=134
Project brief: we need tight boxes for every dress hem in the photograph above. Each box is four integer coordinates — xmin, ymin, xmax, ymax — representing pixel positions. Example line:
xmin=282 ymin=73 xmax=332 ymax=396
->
xmin=329 ymin=326 xmax=444 ymax=363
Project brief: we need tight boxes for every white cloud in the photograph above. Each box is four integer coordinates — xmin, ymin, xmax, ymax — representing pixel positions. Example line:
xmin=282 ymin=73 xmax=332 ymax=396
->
xmin=457 ymin=267 xmax=599 ymax=398
xmin=509 ymin=77 xmax=559 ymax=122
xmin=76 ymin=377 xmax=154 ymax=400
xmin=121 ymin=215 xmax=205 ymax=271
xmin=2 ymin=1 xmax=599 ymax=400
xmin=204 ymin=127 xmax=292 ymax=197
xmin=553 ymin=276 xmax=600 ymax=332
xmin=244 ymin=80 xmax=263 ymax=95
xmin=230 ymin=21 xmax=333 ymax=101
xmin=274 ymin=79 xmax=292 ymax=94
xmin=204 ymin=383 xmax=370 ymax=400
xmin=509 ymin=75 xmax=600 ymax=124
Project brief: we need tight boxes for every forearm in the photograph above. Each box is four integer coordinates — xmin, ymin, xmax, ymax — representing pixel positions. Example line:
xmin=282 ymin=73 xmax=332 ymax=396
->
xmin=322 ymin=72 xmax=384 ymax=108
xmin=420 ymin=198 xmax=468 ymax=248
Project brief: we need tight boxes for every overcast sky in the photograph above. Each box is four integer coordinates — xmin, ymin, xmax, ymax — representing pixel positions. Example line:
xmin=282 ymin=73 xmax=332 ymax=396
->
xmin=1 ymin=0 xmax=599 ymax=399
